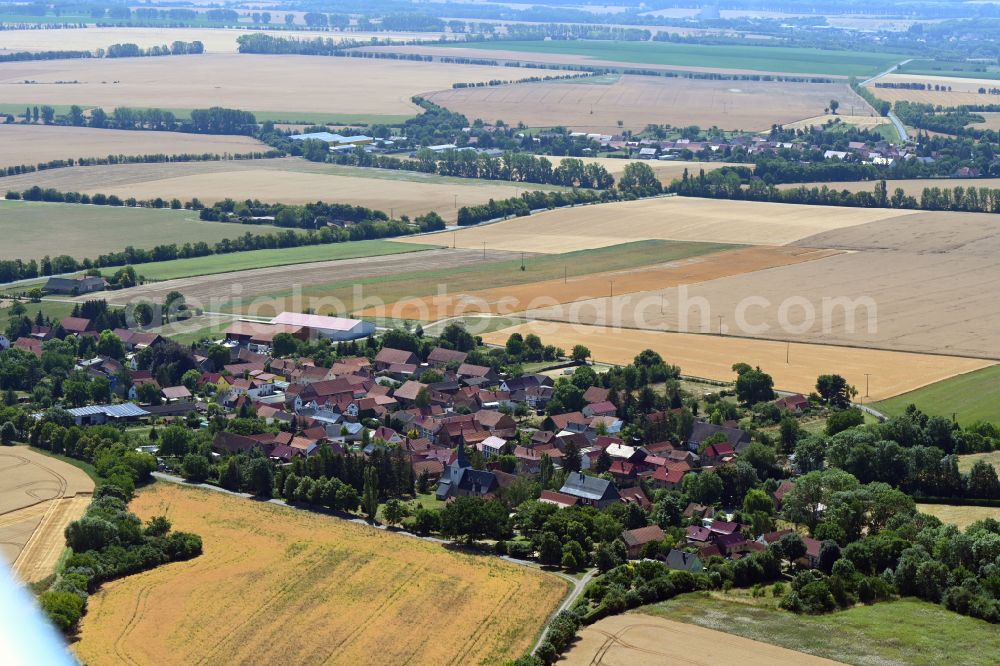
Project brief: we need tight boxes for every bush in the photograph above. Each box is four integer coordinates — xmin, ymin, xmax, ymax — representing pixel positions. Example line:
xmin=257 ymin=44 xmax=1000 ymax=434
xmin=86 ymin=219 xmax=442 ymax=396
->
xmin=39 ymin=591 xmax=85 ymax=632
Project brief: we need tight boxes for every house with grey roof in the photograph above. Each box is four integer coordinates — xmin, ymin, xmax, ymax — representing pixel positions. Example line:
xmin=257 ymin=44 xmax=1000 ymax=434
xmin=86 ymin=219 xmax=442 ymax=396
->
xmin=559 ymin=472 xmax=620 ymax=509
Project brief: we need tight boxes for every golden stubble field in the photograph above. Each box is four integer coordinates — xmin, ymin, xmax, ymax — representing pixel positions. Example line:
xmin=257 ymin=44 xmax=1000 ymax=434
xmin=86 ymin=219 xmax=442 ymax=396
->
xmin=0 ymin=448 xmax=93 ymax=582
xmin=865 ymin=73 xmax=999 ymax=106
xmin=0 ymin=54 xmax=519 ymax=115
xmin=424 ymin=75 xmax=861 ymax=132
xmin=917 ymin=504 xmax=1000 ymax=530
xmin=75 ymin=483 xmax=566 ymax=666
xmin=778 ymin=177 xmax=1000 ymax=196
xmin=562 ymin=613 xmax=841 ymax=666
xmin=0 ymin=124 xmax=268 ymax=168
xmin=399 ymin=196 xmax=917 ymax=253
xmin=481 ymin=321 xmax=994 ymax=401
xmin=0 ymin=158 xmax=557 ymax=223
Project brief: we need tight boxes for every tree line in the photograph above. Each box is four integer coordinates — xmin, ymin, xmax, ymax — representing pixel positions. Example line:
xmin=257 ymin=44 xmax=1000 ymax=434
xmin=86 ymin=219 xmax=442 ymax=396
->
xmin=5 ymin=104 xmax=259 ymax=136
xmin=0 ymin=150 xmax=283 ymax=179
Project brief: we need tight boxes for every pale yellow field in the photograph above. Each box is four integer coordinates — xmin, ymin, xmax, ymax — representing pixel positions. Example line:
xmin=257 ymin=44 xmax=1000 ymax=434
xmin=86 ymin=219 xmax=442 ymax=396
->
xmin=553 ymin=157 xmax=741 ymax=184
xmin=424 ymin=74 xmax=859 ymax=132
xmin=957 ymin=450 xmax=1000 ymax=473
xmin=0 ymin=54 xmax=520 ymax=115
xmin=75 ymin=482 xmax=566 ymax=666
xmin=399 ymin=196 xmax=916 ymax=253
xmin=563 ymin=613 xmax=841 ymax=666
xmin=778 ymin=177 xmax=1000 ymax=196
xmin=0 ymin=124 xmax=267 ymax=168
xmin=481 ymin=322 xmax=994 ymax=401
xmin=0 ymin=158 xmax=557 ymax=223
xmin=0 ymin=27 xmax=444 ymax=54
xmin=917 ymin=504 xmax=1000 ymax=530
xmin=866 ymin=73 xmax=999 ymax=106
xmin=973 ymin=112 xmax=1000 ymax=131
xmin=776 ymin=113 xmax=889 ymax=131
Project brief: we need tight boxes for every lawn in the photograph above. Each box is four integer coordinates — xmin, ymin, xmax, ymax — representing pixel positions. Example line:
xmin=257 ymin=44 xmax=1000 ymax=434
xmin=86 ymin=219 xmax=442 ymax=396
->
xmin=439 ymin=40 xmax=900 ymax=77
xmin=957 ymin=450 xmax=1000 ymax=473
xmin=105 ymin=239 xmax=442 ymax=281
xmin=0 ymin=199 xmax=282 ymax=263
xmin=874 ymin=365 xmax=1000 ymax=426
xmin=253 ymin=239 xmax=733 ymax=315
xmin=645 ymin=592 xmax=1000 ymax=666
xmin=917 ymin=503 xmax=1000 ymax=529
xmin=0 ymin=300 xmax=76 ymax=333
xmin=74 ymin=482 xmax=566 ymax=665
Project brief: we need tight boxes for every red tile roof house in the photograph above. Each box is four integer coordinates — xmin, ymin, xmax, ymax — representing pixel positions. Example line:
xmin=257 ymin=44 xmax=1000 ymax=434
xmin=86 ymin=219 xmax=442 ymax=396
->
xmin=473 ymin=410 xmax=517 ymax=436
xmin=392 ymin=380 xmax=428 ymax=406
xmin=619 ymin=485 xmax=652 ymax=510
xmin=456 ymin=363 xmax=497 ymax=383
xmin=623 ymin=525 xmax=666 ymax=559
xmin=582 ymin=400 xmax=617 ymax=418
xmin=60 ymin=316 xmax=95 ymax=335
xmin=686 ymin=525 xmax=712 ymax=544
xmin=775 ymin=393 xmax=810 ymax=414
xmin=539 ymin=489 xmax=579 ymax=509
xmin=582 ymin=386 xmax=610 ymax=404
xmin=426 ymin=347 xmax=468 ymax=368
xmin=161 ymin=386 xmax=193 ymax=402
xmin=701 ymin=442 xmax=736 ymax=466
xmin=374 ymin=347 xmax=418 ymax=371
xmin=649 ymin=466 xmax=687 ymax=489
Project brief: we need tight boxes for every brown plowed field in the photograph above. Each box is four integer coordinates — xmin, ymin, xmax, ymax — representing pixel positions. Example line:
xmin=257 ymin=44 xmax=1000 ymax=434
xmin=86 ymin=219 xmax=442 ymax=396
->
xmin=75 ymin=482 xmax=566 ymax=666
xmin=0 ymin=124 xmax=267 ymax=169
xmin=424 ymin=75 xmax=858 ymax=132
xmin=399 ymin=196 xmax=916 ymax=253
xmin=0 ymin=54 xmax=520 ymax=115
xmin=363 ymin=246 xmax=841 ymax=321
xmin=562 ymin=613 xmax=843 ymax=665
xmin=481 ymin=322 xmax=993 ymax=401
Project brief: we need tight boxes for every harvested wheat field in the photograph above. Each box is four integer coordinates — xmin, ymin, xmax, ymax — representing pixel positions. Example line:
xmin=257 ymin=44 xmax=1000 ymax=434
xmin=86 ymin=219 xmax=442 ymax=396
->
xmin=0 ymin=124 xmax=267 ymax=168
xmin=367 ymin=246 xmax=840 ymax=321
xmin=973 ymin=112 xmax=1000 ymax=131
xmin=531 ymin=210 xmax=1000 ymax=358
xmin=90 ymin=247 xmax=520 ymax=313
xmin=75 ymin=482 xmax=566 ymax=666
xmin=775 ymin=113 xmax=889 ymax=131
xmin=424 ymin=75 xmax=859 ymax=132
xmin=917 ymin=504 xmax=1000 ymax=530
xmin=553 ymin=156 xmax=741 ymax=184
xmin=0 ymin=27 xmax=443 ymax=54
xmin=401 ymin=196 xmax=916 ymax=253
xmin=481 ymin=322 xmax=993 ymax=401
xmin=0 ymin=158 xmax=558 ymax=224
xmin=0 ymin=54 xmax=518 ymax=116
xmin=0 ymin=448 xmax=93 ymax=582
xmin=778 ymin=177 xmax=1000 ymax=197
xmin=865 ymin=73 xmax=998 ymax=106
xmin=562 ymin=612 xmax=841 ymax=665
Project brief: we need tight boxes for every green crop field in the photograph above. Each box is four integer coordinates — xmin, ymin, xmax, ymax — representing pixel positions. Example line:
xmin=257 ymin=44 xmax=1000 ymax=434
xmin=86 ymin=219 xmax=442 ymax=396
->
xmin=246 ymin=239 xmax=735 ymax=315
xmin=646 ymin=592 xmax=1000 ymax=666
xmin=874 ymin=364 xmax=1000 ymax=426
xmin=439 ymin=40 xmax=900 ymax=77
xmin=106 ymin=239 xmax=441 ymax=281
xmin=0 ymin=200 xmax=283 ymax=263
xmin=899 ymin=60 xmax=1000 ymax=80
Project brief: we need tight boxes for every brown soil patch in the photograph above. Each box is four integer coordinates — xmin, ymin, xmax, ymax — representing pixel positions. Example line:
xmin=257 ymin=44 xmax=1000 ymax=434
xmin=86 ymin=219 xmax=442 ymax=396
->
xmin=865 ymin=73 xmax=999 ymax=106
xmin=0 ymin=124 xmax=266 ymax=168
xmin=481 ymin=322 xmax=994 ymax=401
xmin=365 ymin=246 xmax=841 ymax=321
xmin=424 ymin=75 xmax=858 ymax=132
xmin=399 ymin=196 xmax=916 ymax=253
xmin=0 ymin=54 xmax=520 ymax=115
xmin=562 ymin=612 xmax=843 ymax=665
xmin=74 ymin=482 xmax=566 ymax=666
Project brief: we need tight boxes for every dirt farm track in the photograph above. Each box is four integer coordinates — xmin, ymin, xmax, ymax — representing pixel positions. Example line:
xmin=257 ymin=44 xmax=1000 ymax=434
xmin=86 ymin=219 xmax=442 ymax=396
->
xmin=561 ymin=613 xmax=841 ymax=665
xmin=0 ymin=448 xmax=94 ymax=583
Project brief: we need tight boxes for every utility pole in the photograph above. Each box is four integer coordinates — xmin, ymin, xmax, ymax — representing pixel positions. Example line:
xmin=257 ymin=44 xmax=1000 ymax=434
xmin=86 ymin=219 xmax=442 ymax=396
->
xmin=452 ymin=231 xmax=456 ymax=248
xmin=660 ymin=293 xmax=665 ymax=315
xmin=520 ymin=252 xmax=524 ymax=270
xmin=718 ymin=315 xmax=723 ymax=335
xmin=786 ymin=341 xmax=790 ymax=364
xmin=609 ymin=280 xmax=614 ymax=299
xmin=865 ymin=373 xmax=871 ymax=398
xmin=482 ymin=241 xmax=486 ymax=259
xmin=454 ymin=194 xmax=458 ymax=209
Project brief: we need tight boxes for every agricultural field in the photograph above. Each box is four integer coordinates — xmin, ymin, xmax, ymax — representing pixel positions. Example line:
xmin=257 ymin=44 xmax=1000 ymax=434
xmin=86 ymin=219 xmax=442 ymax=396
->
xmin=917 ymin=504 xmax=1000 ymax=530
xmin=434 ymin=40 xmax=899 ymax=77
xmin=874 ymin=365 xmax=1000 ymax=426
xmin=957 ymin=451 xmax=1000 ymax=474
xmin=0 ymin=27 xmax=446 ymax=54
xmin=0 ymin=54 xmax=520 ymax=119
xmin=0 ymin=199 xmax=281 ymax=262
xmin=369 ymin=246 xmax=840 ymax=321
xmin=528 ymin=210 xmax=1000 ymax=359
xmin=641 ymin=593 xmax=1000 ymax=666
xmin=104 ymin=239 xmax=440 ymax=282
xmin=0 ymin=158 xmax=564 ymax=224
xmin=973 ymin=112 xmax=1000 ymax=131
xmin=775 ymin=113 xmax=891 ymax=131
xmin=400 ymin=196 xmax=916 ymax=253
xmin=424 ymin=75 xmax=862 ymax=132
xmin=74 ymin=482 xmax=566 ymax=666
xmin=562 ymin=612 xmax=840 ymax=665
xmin=0 ymin=124 xmax=268 ymax=169
xmin=778 ymin=177 xmax=1000 ymax=197
xmin=865 ymin=73 xmax=999 ymax=106
xmin=0 ymin=447 xmax=94 ymax=583
xmin=479 ymin=321 xmax=993 ymax=401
